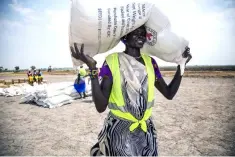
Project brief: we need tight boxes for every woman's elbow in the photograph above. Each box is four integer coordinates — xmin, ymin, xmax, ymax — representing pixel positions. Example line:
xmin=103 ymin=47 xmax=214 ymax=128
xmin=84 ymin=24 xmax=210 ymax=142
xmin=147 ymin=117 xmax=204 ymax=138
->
xmin=96 ymin=107 xmax=106 ymax=113
xmin=166 ymin=96 xmax=173 ymax=100
xmin=94 ymin=101 xmax=108 ymax=113
xmin=165 ymin=92 xmax=174 ymax=100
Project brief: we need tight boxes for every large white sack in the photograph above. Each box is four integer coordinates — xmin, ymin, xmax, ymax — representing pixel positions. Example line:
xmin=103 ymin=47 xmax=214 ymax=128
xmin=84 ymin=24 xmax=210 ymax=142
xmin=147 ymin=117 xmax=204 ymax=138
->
xmin=43 ymin=95 xmax=74 ymax=109
xmin=142 ymin=6 xmax=189 ymax=74
xmin=0 ymin=88 xmax=5 ymax=96
xmin=69 ymin=0 xmax=154 ymax=66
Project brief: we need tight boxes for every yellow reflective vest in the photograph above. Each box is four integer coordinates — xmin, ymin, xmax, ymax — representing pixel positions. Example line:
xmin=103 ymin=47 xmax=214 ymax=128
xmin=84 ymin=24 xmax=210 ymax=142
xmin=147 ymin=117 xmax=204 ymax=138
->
xmin=106 ymin=53 xmax=155 ymax=132
xmin=79 ymin=67 xmax=87 ymax=76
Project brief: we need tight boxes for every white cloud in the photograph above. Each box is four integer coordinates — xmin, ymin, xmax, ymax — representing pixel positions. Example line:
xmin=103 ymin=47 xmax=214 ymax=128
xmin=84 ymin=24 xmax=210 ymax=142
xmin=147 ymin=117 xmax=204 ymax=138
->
xmin=8 ymin=0 xmax=34 ymax=15
xmin=46 ymin=9 xmax=70 ymax=34
xmin=8 ymin=0 xmax=40 ymax=25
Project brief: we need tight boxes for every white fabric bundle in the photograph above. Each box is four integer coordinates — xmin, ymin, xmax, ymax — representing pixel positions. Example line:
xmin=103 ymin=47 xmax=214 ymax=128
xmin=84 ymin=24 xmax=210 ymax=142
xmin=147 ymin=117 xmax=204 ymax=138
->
xmin=21 ymin=81 xmax=92 ymax=108
xmin=69 ymin=0 xmax=154 ymax=66
xmin=1 ymin=80 xmax=92 ymax=108
xmin=69 ymin=0 xmax=190 ymax=74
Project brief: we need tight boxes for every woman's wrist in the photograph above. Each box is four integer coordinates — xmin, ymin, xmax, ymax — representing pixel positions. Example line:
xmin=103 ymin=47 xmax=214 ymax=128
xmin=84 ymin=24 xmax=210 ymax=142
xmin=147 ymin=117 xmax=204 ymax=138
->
xmin=87 ymin=67 xmax=99 ymax=79
xmin=88 ymin=62 xmax=97 ymax=70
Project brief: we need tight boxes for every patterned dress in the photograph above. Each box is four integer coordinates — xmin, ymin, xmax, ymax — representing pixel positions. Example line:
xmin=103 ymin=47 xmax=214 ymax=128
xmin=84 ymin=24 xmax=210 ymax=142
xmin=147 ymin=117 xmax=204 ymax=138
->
xmin=91 ymin=53 xmax=162 ymax=156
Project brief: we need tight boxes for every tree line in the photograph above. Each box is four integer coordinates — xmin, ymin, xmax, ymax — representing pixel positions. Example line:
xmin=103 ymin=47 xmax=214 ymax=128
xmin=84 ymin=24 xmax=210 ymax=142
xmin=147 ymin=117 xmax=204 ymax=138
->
xmin=0 ymin=65 xmax=52 ymax=72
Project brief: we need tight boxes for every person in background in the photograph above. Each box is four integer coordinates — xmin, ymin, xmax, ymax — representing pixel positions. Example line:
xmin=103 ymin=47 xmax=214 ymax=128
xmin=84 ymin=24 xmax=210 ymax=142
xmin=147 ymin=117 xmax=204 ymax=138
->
xmin=70 ymin=25 xmax=192 ymax=156
xmin=27 ymin=70 xmax=32 ymax=77
xmin=48 ymin=66 xmax=52 ymax=72
xmin=33 ymin=70 xmax=38 ymax=83
xmin=74 ymin=73 xmax=87 ymax=98
xmin=27 ymin=70 xmax=33 ymax=85
xmin=37 ymin=70 xmax=43 ymax=84
xmin=79 ymin=65 xmax=87 ymax=77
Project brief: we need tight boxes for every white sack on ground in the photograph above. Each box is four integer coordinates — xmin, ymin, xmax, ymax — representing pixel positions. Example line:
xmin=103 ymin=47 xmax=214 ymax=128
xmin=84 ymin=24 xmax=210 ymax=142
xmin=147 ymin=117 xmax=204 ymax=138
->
xmin=40 ymin=95 xmax=74 ymax=109
xmin=0 ymin=88 xmax=4 ymax=96
xmin=69 ymin=0 xmax=154 ymax=66
xmin=21 ymin=81 xmax=92 ymax=108
xmin=0 ymin=84 xmax=34 ymax=97
xmin=1 ymin=80 xmax=92 ymax=108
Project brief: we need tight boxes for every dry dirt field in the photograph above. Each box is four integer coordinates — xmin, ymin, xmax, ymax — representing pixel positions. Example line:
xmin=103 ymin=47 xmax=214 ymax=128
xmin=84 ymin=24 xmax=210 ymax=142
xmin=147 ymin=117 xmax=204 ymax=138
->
xmin=0 ymin=74 xmax=235 ymax=156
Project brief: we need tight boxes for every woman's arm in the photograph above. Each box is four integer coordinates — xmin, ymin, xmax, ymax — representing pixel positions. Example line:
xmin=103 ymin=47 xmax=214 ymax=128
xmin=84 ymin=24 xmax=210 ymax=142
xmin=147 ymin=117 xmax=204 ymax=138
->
xmin=155 ymin=65 xmax=182 ymax=100
xmin=154 ymin=47 xmax=191 ymax=100
xmin=90 ymin=73 xmax=112 ymax=113
xmin=91 ymin=64 xmax=113 ymax=113
xmin=70 ymin=43 xmax=112 ymax=113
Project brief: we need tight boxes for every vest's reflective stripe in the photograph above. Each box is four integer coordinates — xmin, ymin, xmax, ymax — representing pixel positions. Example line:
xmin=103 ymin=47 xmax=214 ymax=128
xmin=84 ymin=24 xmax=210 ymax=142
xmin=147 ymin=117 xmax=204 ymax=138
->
xmin=108 ymin=103 xmax=126 ymax=112
xmin=147 ymin=101 xmax=154 ymax=108
xmin=108 ymin=101 xmax=154 ymax=111
xmin=106 ymin=53 xmax=125 ymax=107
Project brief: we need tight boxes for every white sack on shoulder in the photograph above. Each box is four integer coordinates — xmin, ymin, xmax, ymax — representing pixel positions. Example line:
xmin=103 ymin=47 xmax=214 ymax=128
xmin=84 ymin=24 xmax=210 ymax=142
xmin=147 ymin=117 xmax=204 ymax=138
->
xmin=142 ymin=5 xmax=190 ymax=75
xmin=142 ymin=28 xmax=189 ymax=64
xmin=69 ymin=0 xmax=154 ymax=67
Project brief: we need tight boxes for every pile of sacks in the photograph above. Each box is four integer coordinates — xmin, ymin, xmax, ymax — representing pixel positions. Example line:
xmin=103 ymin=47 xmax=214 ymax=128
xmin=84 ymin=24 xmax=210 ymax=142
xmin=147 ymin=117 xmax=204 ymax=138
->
xmin=1 ymin=79 xmax=92 ymax=108
xmin=22 ymin=80 xmax=92 ymax=108
xmin=21 ymin=82 xmax=81 ymax=108
xmin=0 ymin=83 xmax=34 ymax=97
xmin=69 ymin=0 xmax=190 ymax=75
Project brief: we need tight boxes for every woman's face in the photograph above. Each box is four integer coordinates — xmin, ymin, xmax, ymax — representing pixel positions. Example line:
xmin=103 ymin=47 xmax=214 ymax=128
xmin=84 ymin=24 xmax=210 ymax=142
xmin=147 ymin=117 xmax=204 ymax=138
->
xmin=125 ymin=26 xmax=146 ymax=48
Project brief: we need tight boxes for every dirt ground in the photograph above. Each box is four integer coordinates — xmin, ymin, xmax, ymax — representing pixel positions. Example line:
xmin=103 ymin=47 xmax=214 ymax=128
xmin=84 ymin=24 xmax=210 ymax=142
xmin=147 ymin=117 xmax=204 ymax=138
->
xmin=0 ymin=75 xmax=235 ymax=156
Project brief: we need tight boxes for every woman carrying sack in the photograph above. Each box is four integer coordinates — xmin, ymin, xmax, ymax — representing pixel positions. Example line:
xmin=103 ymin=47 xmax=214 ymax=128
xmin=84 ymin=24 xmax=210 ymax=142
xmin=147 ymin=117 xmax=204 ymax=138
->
xmin=70 ymin=25 xmax=192 ymax=156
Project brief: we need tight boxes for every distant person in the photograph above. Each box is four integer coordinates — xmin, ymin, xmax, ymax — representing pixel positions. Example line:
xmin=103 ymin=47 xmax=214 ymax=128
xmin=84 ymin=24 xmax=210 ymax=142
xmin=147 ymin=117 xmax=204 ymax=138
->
xmin=33 ymin=70 xmax=38 ymax=83
xmin=37 ymin=70 xmax=43 ymax=83
xmin=79 ymin=65 xmax=87 ymax=77
xmin=74 ymin=73 xmax=87 ymax=98
xmin=27 ymin=70 xmax=33 ymax=85
xmin=48 ymin=66 xmax=52 ymax=72
xmin=27 ymin=70 xmax=32 ymax=77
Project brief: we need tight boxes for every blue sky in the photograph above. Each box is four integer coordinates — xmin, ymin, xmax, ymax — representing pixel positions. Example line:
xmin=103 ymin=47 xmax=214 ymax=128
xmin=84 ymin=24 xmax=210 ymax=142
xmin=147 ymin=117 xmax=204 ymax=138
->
xmin=0 ymin=0 xmax=235 ymax=69
xmin=0 ymin=0 xmax=71 ymax=69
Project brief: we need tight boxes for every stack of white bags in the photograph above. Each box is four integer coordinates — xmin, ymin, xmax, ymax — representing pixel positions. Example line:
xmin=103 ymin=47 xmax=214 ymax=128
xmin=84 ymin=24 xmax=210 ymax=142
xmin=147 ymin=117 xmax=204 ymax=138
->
xmin=69 ymin=0 xmax=190 ymax=75
xmin=0 ymin=79 xmax=92 ymax=108
xmin=0 ymin=84 xmax=34 ymax=97
xmin=21 ymin=82 xmax=78 ymax=108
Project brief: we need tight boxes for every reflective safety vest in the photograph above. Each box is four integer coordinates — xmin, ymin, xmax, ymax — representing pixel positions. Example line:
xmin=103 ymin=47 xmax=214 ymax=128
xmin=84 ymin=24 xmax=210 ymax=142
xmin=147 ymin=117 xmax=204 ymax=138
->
xmin=106 ymin=53 xmax=155 ymax=132
xmin=79 ymin=68 xmax=86 ymax=76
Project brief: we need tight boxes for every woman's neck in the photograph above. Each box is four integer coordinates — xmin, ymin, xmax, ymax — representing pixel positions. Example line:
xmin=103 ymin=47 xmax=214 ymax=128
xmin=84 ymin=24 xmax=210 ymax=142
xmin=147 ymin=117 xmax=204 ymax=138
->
xmin=124 ymin=46 xmax=141 ymax=58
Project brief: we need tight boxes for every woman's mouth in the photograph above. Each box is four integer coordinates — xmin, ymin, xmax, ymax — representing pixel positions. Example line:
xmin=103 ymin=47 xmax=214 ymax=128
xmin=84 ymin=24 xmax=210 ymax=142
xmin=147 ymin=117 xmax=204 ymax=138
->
xmin=137 ymin=39 xmax=145 ymax=45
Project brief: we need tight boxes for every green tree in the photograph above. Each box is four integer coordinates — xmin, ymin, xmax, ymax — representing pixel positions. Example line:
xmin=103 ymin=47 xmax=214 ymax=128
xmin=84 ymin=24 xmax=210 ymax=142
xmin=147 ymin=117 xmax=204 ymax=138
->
xmin=31 ymin=66 xmax=36 ymax=70
xmin=15 ymin=66 xmax=20 ymax=72
xmin=0 ymin=66 xmax=3 ymax=72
